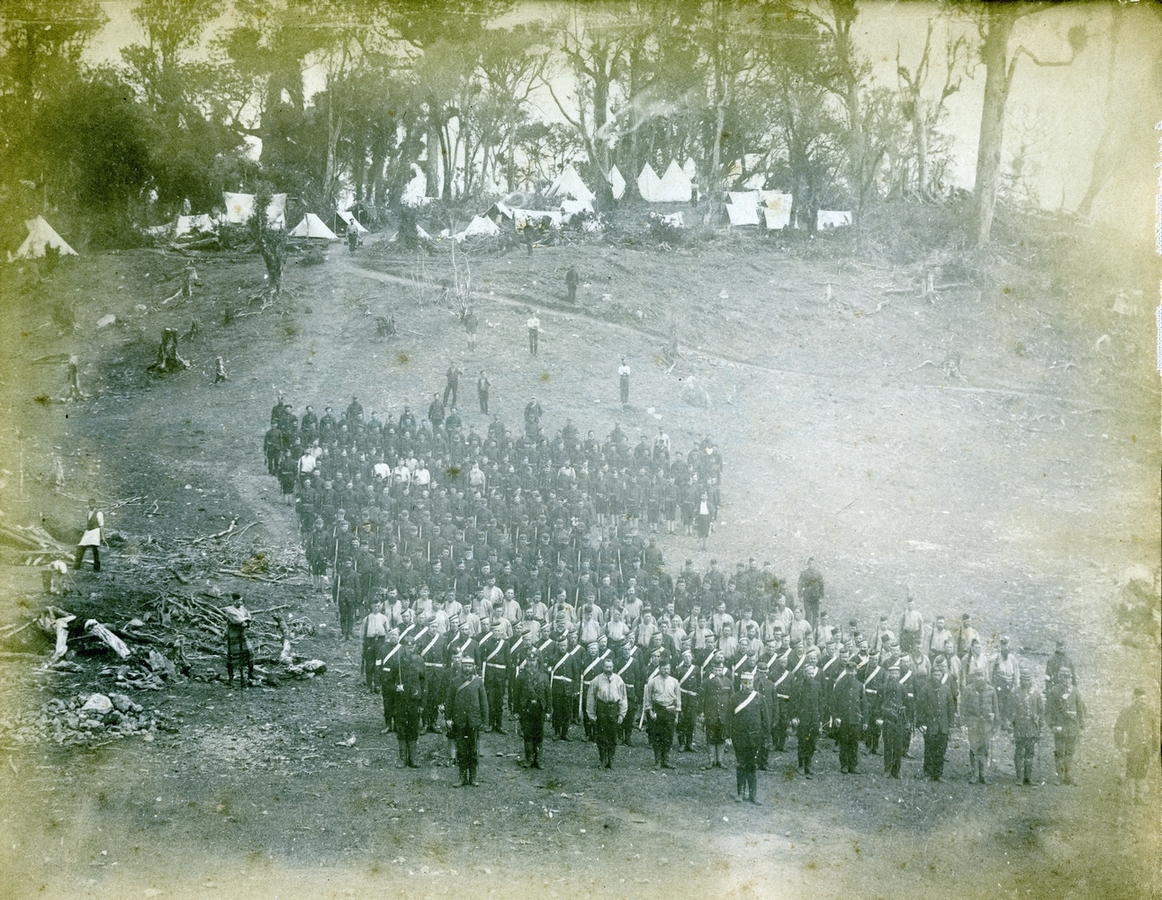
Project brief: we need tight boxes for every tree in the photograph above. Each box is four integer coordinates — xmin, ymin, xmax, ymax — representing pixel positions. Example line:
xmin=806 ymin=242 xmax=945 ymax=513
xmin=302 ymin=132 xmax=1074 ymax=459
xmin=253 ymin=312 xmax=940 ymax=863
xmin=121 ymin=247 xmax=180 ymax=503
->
xmin=968 ymin=3 xmax=1085 ymax=245
xmin=252 ymin=184 xmax=286 ymax=297
xmin=896 ymin=20 xmax=967 ymax=199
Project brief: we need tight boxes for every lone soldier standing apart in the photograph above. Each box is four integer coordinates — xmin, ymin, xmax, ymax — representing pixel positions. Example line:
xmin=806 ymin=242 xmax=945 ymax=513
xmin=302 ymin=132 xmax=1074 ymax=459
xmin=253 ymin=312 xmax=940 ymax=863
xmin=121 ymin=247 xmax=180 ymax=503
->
xmin=566 ymin=266 xmax=579 ymax=303
xmin=446 ymin=657 xmax=488 ymax=786
xmin=443 ymin=362 xmax=462 ymax=408
xmin=618 ymin=357 xmax=631 ymax=405
xmin=463 ymin=306 xmax=478 ymax=352
xmin=797 ymin=559 xmax=824 ymax=629
xmin=527 ymin=310 xmax=540 ymax=356
xmin=223 ymin=595 xmax=254 ymax=688
xmin=74 ymin=500 xmax=103 ymax=572
xmin=1114 ymin=687 xmax=1155 ymax=804
xmin=477 ymin=370 xmax=490 ymax=415
xmin=727 ymin=669 xmax=768 ymax=803
xmin=586 ymin=656 xmax=627 ymax=769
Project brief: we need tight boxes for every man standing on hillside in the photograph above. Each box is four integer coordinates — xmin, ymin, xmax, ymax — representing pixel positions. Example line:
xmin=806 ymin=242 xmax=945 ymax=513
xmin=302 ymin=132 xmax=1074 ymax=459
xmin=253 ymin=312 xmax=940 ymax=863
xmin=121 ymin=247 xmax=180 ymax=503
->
xmin=477 ymin=370 xmax=490 ymax=414
xmin=74 ymin=501 xmax=103 ymax=572
xmin=618 ymin=357 xmax=631 ymax=405
xmin=797 ymin=559 xmax=824 ymax=629
xmin=527 ymin=310 xmax=540 ymax=356
xmin=1114 ymin=687 xmax=1155 ymax=804
xmin=443 ymin=362 xmax=462 ymax=409
xmin=586 ymin=655 xmax=628 ymax=769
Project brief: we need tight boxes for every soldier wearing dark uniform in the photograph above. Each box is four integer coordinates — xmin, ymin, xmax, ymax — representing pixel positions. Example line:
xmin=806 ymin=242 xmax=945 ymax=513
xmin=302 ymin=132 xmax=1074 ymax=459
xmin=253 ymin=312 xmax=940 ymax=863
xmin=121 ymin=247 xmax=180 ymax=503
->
xmin=1010 ymin=662 xmax=1043 ymax=786
xmin=701 ymin=658 xmax=733 ymax=769
xmin=878 ymin=661 xmax=909 ymax=778
xmin=476 ymin=620 xmax=510 ymax=733
xmin=1114 ymin=687 xmax=1155 ymax=804
xmin=797 ymin=558 xmax=824 ymax=629
xmin=419 ymin=625 xmax=450 ymax=733
xmin=614 ymin=639 xmax=642 ymax=746
xmin=727 ymin=670 xmax=768 ymax=803
xmin=547 ymin=638 xmax=581 ymax=741
xmin=1046 ymin=666 xmax=1085 ymax=785
xmin=675 ymin=648 xmax=701 ymax=752
xmin=962 ymin=670 xmax=999 ymax=784
xmin=918 ymin=659 xmax=956 ymax=781
xmin=790 ymin=659 xmax=824 ymax=778
xmin=446 ymin=658 xmax=488 ymax=786
xmin=378 ymin=629 xmax=402 ymax=732
xmin=516 ymin=649 xmax=551 ymax=768
xmin=862 ymin=656 xmax=887 ymax=755
xmin=830 ymin=657 xmax=865 ymax=775
xmin=393 ymin=634 xmax=426 ymax=767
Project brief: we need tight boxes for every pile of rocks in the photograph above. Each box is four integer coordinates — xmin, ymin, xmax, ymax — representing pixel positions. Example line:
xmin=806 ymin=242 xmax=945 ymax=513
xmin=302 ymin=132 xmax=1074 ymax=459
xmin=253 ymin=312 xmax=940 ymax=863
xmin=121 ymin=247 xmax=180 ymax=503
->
xmin=0 ymin=692 xmax=172 ymax=747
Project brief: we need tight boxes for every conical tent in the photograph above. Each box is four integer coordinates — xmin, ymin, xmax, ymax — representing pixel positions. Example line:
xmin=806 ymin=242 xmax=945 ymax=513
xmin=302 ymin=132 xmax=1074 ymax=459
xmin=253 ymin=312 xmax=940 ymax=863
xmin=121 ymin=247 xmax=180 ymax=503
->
xmin=12 ymin=216 xmax=77 ymax=259
xmin=637 ymin=164 xmax=663 ymax=202
xmin=656 ymin=160 xmax=693 ymax=202
xmin=457 ymin=215 xmax=501 ymax=240
xmin=288 ymin=213 xmax=339 ymax=240
xmin=608 ymin=165 xmax=626 ymax=200
xmin=547 ymin=164 xmax=596 ymax=203
xmin=337 ymin=209 xmax=368 ymax=234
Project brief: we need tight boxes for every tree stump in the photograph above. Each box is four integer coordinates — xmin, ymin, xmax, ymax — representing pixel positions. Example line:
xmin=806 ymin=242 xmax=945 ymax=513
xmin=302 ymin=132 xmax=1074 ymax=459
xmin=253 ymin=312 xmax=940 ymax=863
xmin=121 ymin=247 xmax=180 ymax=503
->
xmin=148 ymin=328 xmax=191 ymax=375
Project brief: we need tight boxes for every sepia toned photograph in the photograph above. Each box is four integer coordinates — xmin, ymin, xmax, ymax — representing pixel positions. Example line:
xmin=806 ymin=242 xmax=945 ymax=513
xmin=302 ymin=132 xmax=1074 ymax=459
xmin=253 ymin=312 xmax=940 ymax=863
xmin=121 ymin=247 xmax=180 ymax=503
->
xmin=0 ymin=2 xmax=1158 ymax=898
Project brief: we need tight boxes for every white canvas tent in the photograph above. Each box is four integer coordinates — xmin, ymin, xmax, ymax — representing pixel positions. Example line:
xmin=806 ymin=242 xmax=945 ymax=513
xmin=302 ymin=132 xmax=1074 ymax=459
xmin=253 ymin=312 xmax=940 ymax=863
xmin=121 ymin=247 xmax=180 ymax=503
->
xmin=656 ymin=160 xmax=693 ymax=203
xmin=636 ymin=164 xmax=663 ymax=202
xmin=547 ymin=164 xmax=595 ymax=203
xmin=288 ymin=213 xmax=339 ymax=240
xmin=221 ymin=192 xmax=287 ymax=227
xmin=817 ymin=210 xmax=853 ymax=230
xmin=511 ymin=209 xmax=563 ymax=230
xmin=455 ymin=215 xmax=501 ymax=241
xmin=337 ymin=210 xmax=368 ymax=234
xmin=560 ymin=198 xmax=594 ymax=222
xmin=726 ymin=203 xmax=760 ymax=227
xmin=175 ymin=214 xmax=216 ymax=237
xmin=11 ymin=216 xmax=77 ymax=260
xmin=763 ymin=208 xmax=791 ymax=230
xmin=608 ymin=165 xmax=626 ymax=200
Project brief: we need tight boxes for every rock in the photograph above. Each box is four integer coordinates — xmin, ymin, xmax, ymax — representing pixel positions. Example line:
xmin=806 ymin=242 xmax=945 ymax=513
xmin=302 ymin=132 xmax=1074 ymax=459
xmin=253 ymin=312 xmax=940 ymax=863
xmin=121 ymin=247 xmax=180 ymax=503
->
xmin=109 ymin=693 xmax=134 ymax=713
xmin=81 ymin=693 xmax=113 ymax=715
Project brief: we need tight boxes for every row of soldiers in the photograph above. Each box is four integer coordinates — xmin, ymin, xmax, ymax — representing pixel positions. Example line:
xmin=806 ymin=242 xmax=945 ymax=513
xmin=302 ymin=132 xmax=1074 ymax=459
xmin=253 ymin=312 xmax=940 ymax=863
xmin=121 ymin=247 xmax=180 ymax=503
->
xmin=363 ymin=595 xmax=1090 ymax=792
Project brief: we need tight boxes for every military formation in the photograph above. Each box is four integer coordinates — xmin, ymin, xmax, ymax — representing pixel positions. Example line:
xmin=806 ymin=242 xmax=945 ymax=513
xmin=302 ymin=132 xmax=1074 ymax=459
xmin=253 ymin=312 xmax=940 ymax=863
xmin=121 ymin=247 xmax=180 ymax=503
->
xmin=259 ymin=397 xmax=1138 ymax=800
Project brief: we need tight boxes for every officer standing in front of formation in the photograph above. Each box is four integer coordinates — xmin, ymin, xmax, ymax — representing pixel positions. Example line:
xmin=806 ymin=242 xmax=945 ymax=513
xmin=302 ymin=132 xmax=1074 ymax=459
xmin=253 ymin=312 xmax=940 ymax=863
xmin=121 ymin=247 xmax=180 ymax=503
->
xmin=702 ymin=658 xmax=733 ymax=769
xmin=675 ymin=648 xmax=701 ymax=752
xmin=962 ymin=670 xmax=998 ymax=784
xmin=446 ymin=657 xmax=488 ymax=786
xmin=790 ymin=657 xmax=824 ymax=778
xmin=878 ymin=660 xmax=908 ymax=779
xmin=918 ymin=657 xmax=956 ymax=782
xmin=1010 ymin=661 xmax=1043 ymax=785
xmin=516 ymin=648 xmax=551 ymax=769
xmin=726 ymin=669 xmax=768 ymax=803
xmin=394 ymin=634 xmax=426 ymax=768
xmin=1046 ymin=665 xmax=1085 ymax=785
xmin=831 ymin=657 xmax=865 ymax=775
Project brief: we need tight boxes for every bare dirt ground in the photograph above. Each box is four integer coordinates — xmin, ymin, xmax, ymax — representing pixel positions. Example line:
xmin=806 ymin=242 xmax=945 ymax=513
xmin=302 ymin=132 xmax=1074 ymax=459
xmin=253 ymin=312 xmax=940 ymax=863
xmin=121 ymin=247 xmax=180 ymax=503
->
xmin=0 ymin=214 xmax=1158 ymax=900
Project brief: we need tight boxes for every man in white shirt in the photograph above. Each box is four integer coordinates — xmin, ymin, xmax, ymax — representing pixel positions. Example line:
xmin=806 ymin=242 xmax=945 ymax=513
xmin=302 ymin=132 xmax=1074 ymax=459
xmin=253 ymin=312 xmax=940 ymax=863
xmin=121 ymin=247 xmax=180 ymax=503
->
xmin=644 ymin=659 xmax=682 ymax=769
xmin=586 ymin=656 xmax=628 ymax=768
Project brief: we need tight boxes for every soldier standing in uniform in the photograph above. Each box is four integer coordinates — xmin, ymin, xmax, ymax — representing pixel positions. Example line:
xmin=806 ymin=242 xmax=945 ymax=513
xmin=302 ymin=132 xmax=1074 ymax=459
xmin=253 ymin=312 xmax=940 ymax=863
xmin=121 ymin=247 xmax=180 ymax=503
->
xmin=360 ymin=602 xmax=390 ymax=692
xmin=791 ymin=658 xmax=824 ymax=778
xmin=1010 ymin=662 xmax=1043 ymax=786
xmin=477 ymin=370 xmax=490 ymax=414
xmin=394 ymin=634 xmax=426 ymax=768
xmin=74 ymin=501 xmax=104 ymax=572
xmin=379 ymin=629 xmax=402 ymax=732
xmin=675 ymin=648 xmax=701 ymax=752
xmin=831 ymin=657 xmax=865 ymax=775
xmin=419 ymin=625 xmax=450 ymax=733
xmin=702 ymin=658 xmax=733 ymax=769
xmin=516 ymin=649 xmax=551 ymax=768
xmin=962 ymin=670 xmax=999 ymax=784
xmin=1046 ymin=666 xmax=1085 ymax=785
xmin=446 ymin=657 xmax=488 ymax=786
xmin=1114 ymin=687 xmax=1155 ymax=804
xmin=476 ymin=619 xmax=510 ymax=733
xmin=797 ymin=559 xmax=823 ymax=629
xmin=548 ymin=637 xmax=580 ymax=741
xmin=878 ymin=661 xmax=908 ymax=778
xmin=918 ymin=658 xmax=956 ymax=781
xmin=726 ymin=670 xmax=768 ymax=803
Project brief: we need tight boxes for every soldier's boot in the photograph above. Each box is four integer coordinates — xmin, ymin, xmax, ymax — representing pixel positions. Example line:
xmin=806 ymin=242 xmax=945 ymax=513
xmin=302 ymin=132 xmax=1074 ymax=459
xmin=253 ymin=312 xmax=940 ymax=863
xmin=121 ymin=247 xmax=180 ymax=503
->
xmin=523 ymin=741 xmax=534 ymax=766
xmin=469 ymin=763 xmax=479 ymax=786
xmin=532 ymin=746 xmax=541 ymax=769
xmin=407 ymin=741 xmax=419 ymax=768
xmin=747 ymin=771 xmax=760 ymax=804
xmin=736 ymin=769 xmax=744 ymax=799
xmin=978 ymin=757 xmax=987 ymax=784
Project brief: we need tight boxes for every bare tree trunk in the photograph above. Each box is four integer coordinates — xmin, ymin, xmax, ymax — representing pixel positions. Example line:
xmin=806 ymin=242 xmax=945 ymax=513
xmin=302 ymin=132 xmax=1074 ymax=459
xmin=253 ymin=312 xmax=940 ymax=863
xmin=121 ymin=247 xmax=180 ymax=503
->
xmin=973 ymin=10 xmax=1016 ymax=247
